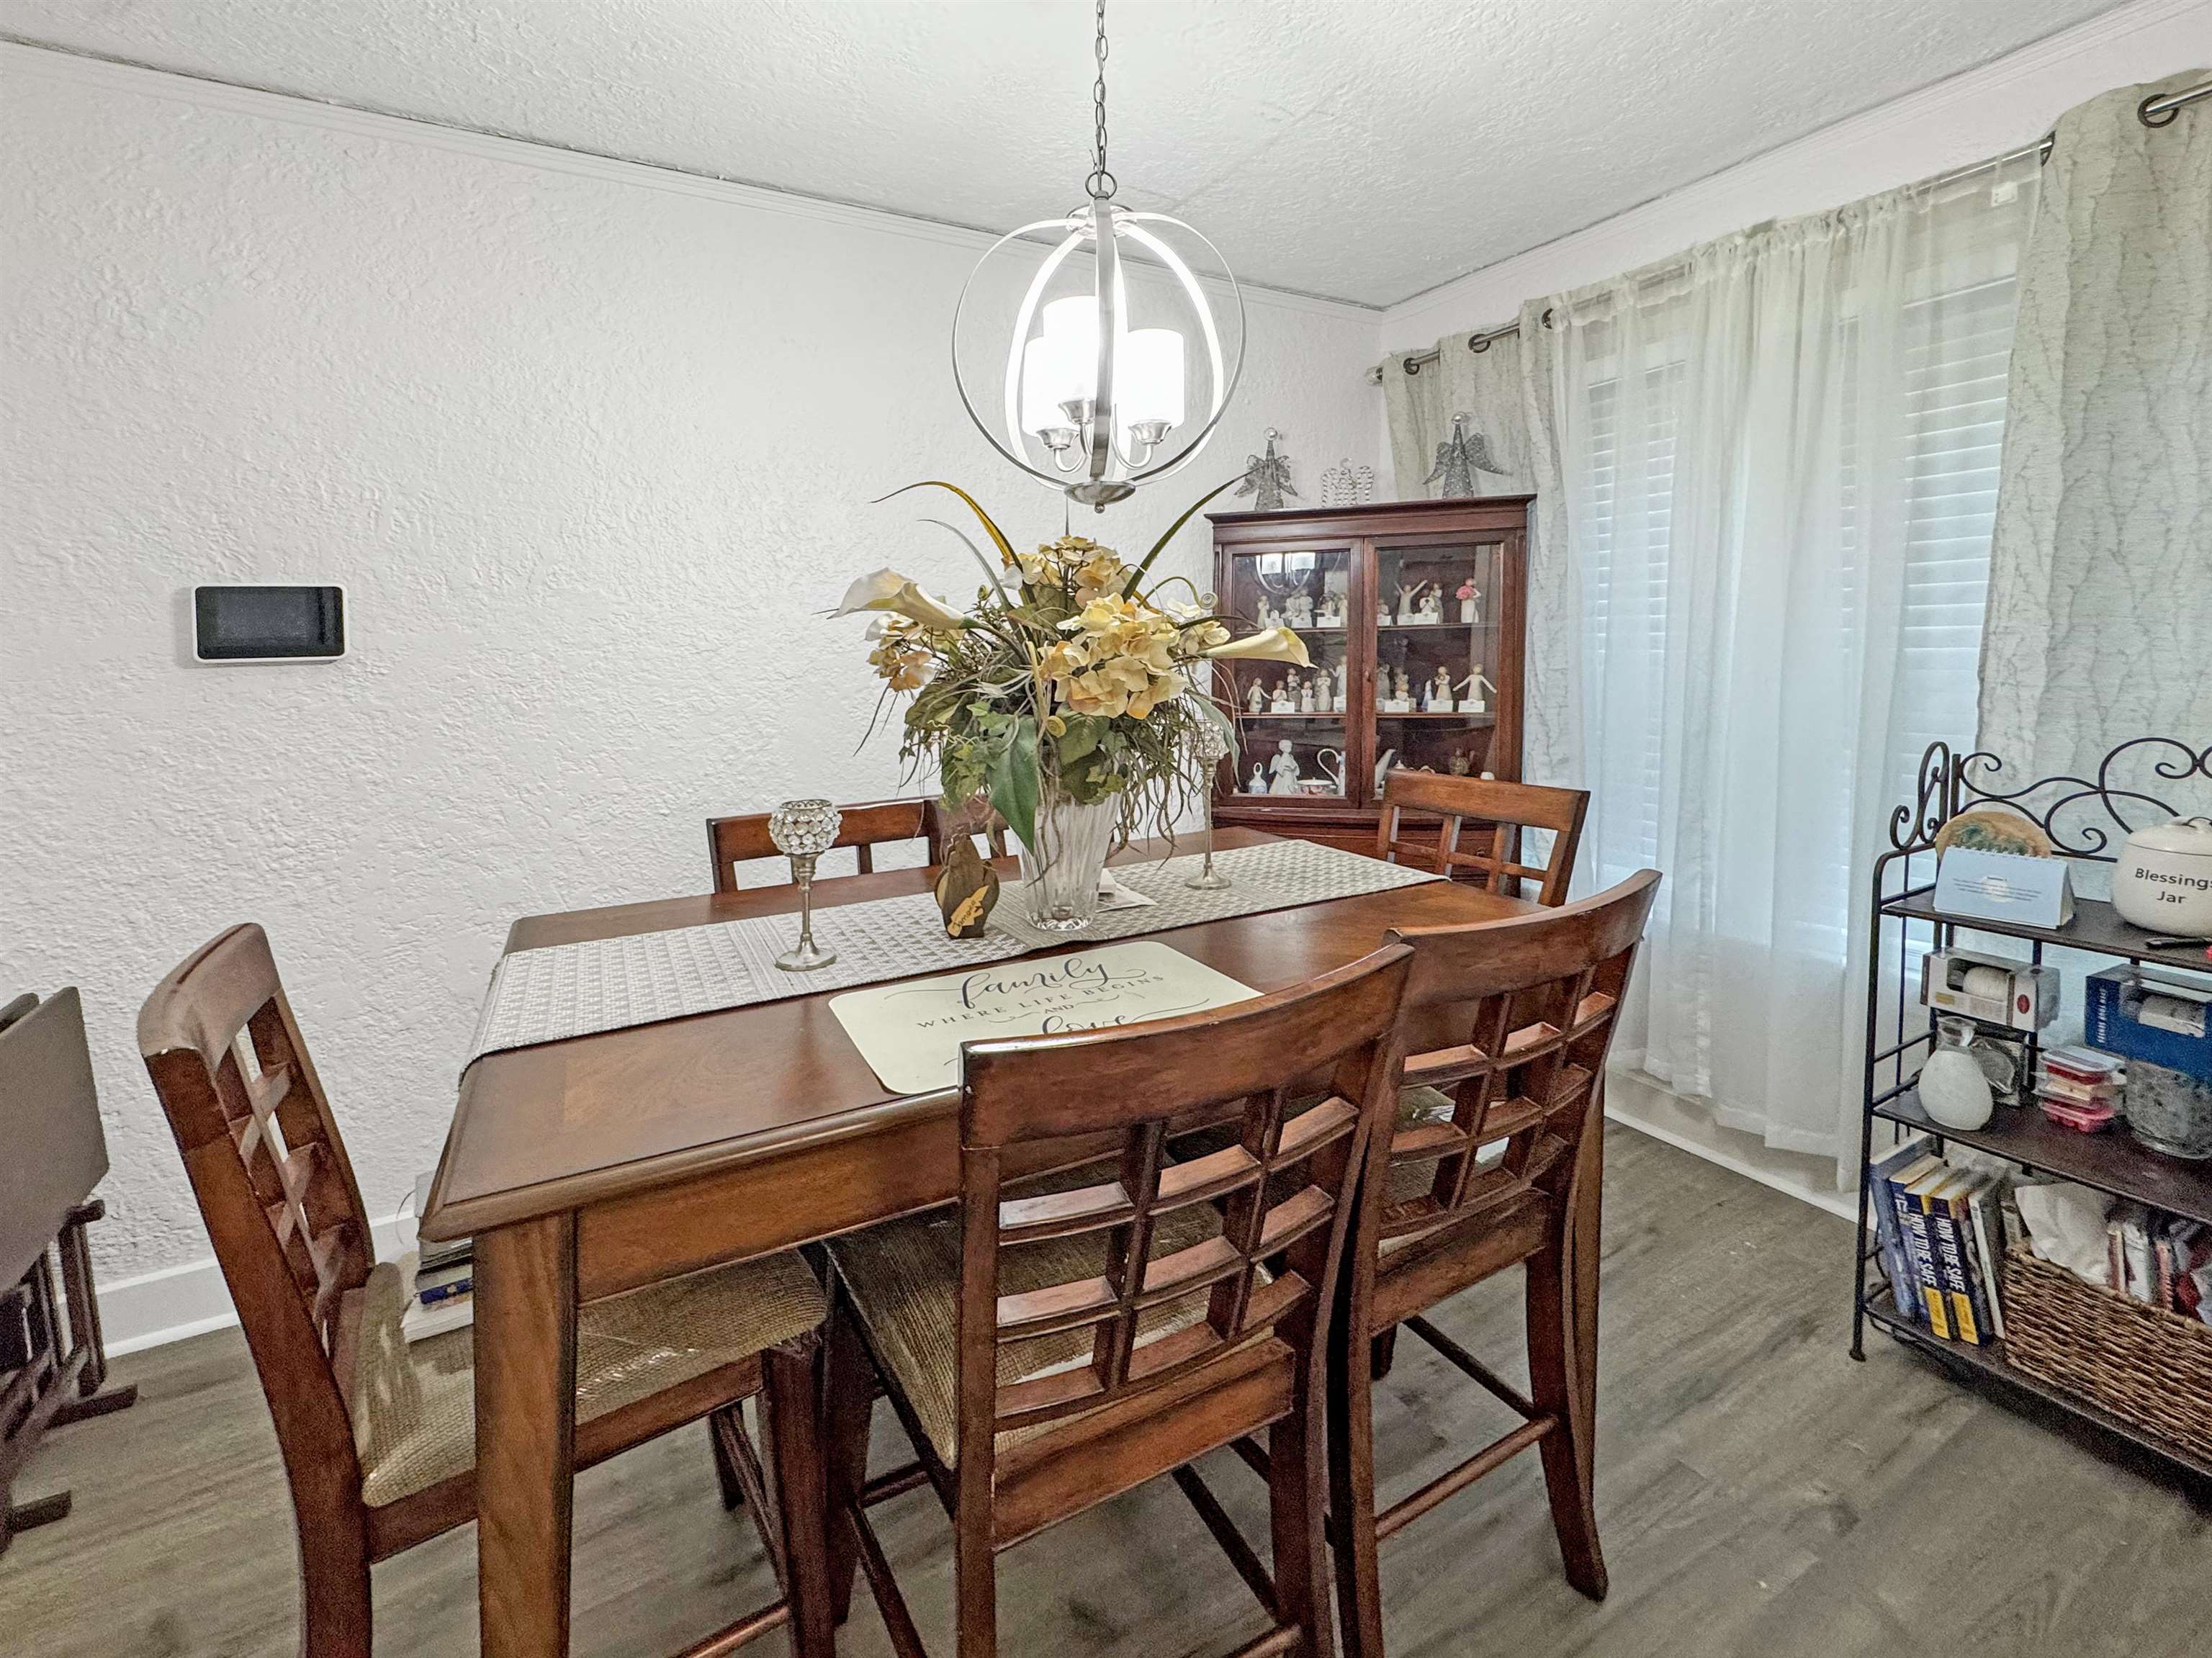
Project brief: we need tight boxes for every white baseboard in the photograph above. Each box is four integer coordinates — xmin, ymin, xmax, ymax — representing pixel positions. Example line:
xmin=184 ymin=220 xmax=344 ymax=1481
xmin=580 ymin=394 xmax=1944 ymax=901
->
xmin=1605 ymin=1075 xmax=1857 ymax=1222
xmin=102 ymin=1212 xmax=413 ymax=1358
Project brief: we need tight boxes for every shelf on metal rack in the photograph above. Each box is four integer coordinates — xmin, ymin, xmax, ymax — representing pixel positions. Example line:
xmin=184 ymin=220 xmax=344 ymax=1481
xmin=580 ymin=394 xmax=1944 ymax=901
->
xmin=1861 ymin=1287 xmax=2212 ymax=1482
xmin=1876 ymin=1088 xmax=2212 ymax=1225
xmin=1881 ymin=888 xmax=2212 ymax=976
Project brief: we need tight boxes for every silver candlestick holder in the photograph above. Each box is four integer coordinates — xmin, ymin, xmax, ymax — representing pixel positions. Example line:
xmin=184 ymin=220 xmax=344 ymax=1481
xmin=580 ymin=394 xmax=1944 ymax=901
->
xmin=1187 ymin=720 xmax=1234 ymax=891
xmin=769 ymin=798 xmax=841 ymax=970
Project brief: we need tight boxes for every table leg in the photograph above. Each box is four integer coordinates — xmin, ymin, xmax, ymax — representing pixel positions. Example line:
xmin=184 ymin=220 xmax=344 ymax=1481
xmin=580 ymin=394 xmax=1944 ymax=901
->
xmin=476 ymin=1214 xmax=578 ymax=1658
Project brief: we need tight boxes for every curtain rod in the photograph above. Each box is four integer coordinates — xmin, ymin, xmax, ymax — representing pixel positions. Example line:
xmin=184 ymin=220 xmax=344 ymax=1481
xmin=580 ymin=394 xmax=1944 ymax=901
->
xmin=1369 ymin=78 xmax=2209 ymax=387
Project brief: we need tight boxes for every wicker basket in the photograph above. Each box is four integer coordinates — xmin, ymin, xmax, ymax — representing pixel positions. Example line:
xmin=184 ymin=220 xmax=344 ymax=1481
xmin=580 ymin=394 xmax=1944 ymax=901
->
xmin=2000 ymin=1246 xmax=2212 ymax=1464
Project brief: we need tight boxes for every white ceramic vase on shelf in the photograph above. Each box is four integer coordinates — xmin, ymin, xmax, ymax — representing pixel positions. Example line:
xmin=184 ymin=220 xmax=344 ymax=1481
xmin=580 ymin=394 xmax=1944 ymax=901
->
xmin=1917 ymin=1022 xmax=1995 ymax=1131
xmin=1015 ymin=793 xmax=1119 ymax=933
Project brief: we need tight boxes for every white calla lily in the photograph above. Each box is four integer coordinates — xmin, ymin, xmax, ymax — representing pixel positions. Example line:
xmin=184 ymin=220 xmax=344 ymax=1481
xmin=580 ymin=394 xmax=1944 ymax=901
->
xmin=1200 ymin=626 xmax=1310 ymax=667
xmin=831 ymin=569 xmax=968 ymax=631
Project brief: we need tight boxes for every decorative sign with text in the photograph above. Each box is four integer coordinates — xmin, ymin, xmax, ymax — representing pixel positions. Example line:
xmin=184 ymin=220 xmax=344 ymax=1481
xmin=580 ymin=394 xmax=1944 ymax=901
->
xmin=827 ymin=940 xmax=1259 ymax=1096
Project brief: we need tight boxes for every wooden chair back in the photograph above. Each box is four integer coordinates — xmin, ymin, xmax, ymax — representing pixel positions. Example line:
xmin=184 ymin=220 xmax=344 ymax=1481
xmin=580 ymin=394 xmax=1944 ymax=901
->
xmin=706 ymin=797 xmax=1007 ymax=892
xmin=138 ymin=925 xmax=373 ymax=1485
xmin=1375 ymin=770 xmax=1590 ymax=906
xmin=953 ymin=945 xmax=1412 ymax=1464
xmin=1377 ymin=870 xmax=1658 ymax=1248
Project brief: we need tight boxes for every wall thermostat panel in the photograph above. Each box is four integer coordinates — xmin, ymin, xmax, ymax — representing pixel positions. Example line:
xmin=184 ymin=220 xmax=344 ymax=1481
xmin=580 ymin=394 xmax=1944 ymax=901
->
xmin=193 ymin=585 xmax=346 ymax=662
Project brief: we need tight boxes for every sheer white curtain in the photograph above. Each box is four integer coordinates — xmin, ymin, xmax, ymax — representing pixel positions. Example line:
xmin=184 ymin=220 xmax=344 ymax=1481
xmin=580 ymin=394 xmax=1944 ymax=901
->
xmin=1526 ymin=155 xmax=2041 ymax=1161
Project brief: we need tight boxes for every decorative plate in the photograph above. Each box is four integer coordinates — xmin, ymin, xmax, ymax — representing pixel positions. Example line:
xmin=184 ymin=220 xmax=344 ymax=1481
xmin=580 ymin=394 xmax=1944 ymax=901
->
xmin=1933 ymin=808 xmax=2054 ymax=860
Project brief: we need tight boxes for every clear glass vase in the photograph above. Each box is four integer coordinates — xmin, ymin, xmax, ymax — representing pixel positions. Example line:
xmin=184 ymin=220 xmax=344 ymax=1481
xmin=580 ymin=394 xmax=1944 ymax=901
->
xmin=1015 ymin=793 xmax=1120 ymax=933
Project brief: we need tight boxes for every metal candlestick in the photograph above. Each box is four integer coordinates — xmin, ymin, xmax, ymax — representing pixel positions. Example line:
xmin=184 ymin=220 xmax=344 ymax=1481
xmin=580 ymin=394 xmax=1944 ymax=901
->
xmin=768 ymin=798 xmax=841 ymax=971
xmin=1187 ymin=720 xmax=1233 ymax=891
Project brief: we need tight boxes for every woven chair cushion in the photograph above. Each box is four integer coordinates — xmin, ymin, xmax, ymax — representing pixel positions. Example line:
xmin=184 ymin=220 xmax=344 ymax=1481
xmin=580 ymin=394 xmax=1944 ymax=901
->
xmin=829 ymin=1164 xmax=1262 ymax=1469
xmin=1398 ymin=1083 xmax=1457 ymax=1128
xmin=346 ymin=1251 xmax=825 ymax=1508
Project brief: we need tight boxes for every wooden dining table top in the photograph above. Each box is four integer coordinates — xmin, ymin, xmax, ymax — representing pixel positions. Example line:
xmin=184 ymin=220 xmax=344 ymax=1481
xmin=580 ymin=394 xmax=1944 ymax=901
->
xmin=420 ymin=826 xmax=1535 ymax=1248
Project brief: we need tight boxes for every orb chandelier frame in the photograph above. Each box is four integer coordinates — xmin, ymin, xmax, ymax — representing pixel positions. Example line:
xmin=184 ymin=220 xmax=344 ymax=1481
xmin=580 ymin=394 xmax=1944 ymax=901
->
xmin=951 ymin=0 xmax=1245 ymax=510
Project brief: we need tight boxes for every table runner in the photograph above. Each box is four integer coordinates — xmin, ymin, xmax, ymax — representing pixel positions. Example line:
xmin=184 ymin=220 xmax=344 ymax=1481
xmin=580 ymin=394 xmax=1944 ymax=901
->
xmin=464 ymin=838 xmax=1442 ymax=1068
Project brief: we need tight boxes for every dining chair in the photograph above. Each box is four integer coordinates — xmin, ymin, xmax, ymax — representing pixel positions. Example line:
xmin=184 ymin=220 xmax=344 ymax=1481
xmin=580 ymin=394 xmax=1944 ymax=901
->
xmin=706 ymin=797 xmax=1005 ymax=891
xmin=1374 ymin=770 xmax=1591 ymax=907
xmin=822 ymin=945 xmax=1416 ymax=1658
xmin=1325 ymin=871 xmax=1659 ymax=1658
xmin=137 ymin=923 xmax=839 ymax=1658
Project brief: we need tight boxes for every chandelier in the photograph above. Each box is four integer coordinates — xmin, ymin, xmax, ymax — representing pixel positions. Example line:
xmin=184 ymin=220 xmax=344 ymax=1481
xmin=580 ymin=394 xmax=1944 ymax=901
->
xmin=952 ymin=0 xmax=1244 ymax=510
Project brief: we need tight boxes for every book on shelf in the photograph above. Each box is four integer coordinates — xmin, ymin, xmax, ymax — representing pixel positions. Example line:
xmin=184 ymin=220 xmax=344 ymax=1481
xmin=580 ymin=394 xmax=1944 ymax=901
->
xmin=1869 ymin=1145 xmax=2005 ymax=1347
xmin=1866 ymin=1139 xmax=1930 ymax=1325
xmin=411 ymin=1171 xmax=472 ymax=1275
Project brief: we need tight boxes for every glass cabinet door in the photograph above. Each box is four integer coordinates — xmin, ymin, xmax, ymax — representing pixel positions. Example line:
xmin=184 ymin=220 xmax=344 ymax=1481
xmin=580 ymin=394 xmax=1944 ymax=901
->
xmin=1371 ymin=538 xmax=1506 ymax=786
xmin=1216 ymin=544 xmax=1357 ymax=806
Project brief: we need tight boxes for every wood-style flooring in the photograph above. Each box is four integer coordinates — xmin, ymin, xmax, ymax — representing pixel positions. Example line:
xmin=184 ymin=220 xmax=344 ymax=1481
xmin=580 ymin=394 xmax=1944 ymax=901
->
xmin=4 ymin=1126 xmax=2206 ymax=1658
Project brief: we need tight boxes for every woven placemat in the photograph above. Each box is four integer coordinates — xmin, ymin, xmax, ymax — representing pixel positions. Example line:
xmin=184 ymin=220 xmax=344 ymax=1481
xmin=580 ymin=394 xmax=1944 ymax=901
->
xmin=464 ymin=839 xmax=1440 ymax=1068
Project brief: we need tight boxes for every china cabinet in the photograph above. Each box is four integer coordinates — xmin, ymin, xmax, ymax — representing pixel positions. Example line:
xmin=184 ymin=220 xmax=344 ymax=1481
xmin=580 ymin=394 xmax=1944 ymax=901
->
xmin=1206 ymin=495 xmax=1530 ymax=854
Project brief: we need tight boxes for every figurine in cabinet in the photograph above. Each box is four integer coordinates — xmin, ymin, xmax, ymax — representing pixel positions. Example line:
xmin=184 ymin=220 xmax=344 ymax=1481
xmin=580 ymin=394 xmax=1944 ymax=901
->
xmin=1267 ymin=739 xmax=1303 ymax=795
xmin=1458 ymin=668 xmax=1498 ymax=713
xmin=1457 ymin=579 xmax=1483 ymax=624
xmin=1247 ymin=762 xmax=1267 ymax=794
xmin=1246 ymin=680 xmax=1267 ymax=714
xmin=1315 ymin=592 xmax=1344 ymax=628
xmin=1269 ymin=678 xmax=1297 ymax=715
xmin=1426 ymin=667 xmax=1456 ymax=711
xmin=1255 ymin=596 xmax=1278 ymax=631
xmin=1334 ymin=659 xmax=1349 ymax=708
xmin=1395 ymin=580 xmax=1426 ymax=625
xmin=1298 ymin=675 xmax=1316 ymax=713
xmin=1394 ymin=666 xmax=1414 ymax=704
xmin=1285 ymin=592 xmax=1313 ymax=629
xmin=1417 ymin=587 xmax=1444 ymax=625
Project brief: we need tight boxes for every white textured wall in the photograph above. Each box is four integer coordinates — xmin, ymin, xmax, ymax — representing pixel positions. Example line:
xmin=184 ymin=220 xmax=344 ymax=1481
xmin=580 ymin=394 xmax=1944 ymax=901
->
xmin=0 ymin=48 xmax=1381 ymax=1299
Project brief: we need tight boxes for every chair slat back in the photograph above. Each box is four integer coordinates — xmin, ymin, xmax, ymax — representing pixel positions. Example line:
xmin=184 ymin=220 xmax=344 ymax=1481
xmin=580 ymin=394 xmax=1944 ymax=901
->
xmin=1375 ymin=770 xmax=1590 ymax=906
xmin=955 ymin=946 xmax=1411 ymax=1452
xmin=1379 ymin=871 xmax=1658 ymax=1247
xmin=706 ymin=798 xmax=935 ymax=891
xmin=138 ymin=926 xmax=373 ymax=1404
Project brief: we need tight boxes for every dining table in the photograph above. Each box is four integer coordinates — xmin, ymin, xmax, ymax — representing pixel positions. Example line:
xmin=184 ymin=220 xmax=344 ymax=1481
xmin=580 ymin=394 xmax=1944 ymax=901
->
xmin=420 ymin=826 xmax=1588 ymax=1658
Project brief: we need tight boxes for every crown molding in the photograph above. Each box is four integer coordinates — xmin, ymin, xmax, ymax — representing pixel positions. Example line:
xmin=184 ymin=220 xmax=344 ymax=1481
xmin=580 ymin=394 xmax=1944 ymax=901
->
xmin=1380 ymin=0 xmax=2211 ymax=337
xmin=0 ymin=39 xmax=1380 ymax=324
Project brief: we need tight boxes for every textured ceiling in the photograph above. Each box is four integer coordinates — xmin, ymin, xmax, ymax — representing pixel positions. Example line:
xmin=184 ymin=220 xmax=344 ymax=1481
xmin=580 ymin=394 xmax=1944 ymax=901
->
xmin=0 ymin=0 xmax=2126 ymax=306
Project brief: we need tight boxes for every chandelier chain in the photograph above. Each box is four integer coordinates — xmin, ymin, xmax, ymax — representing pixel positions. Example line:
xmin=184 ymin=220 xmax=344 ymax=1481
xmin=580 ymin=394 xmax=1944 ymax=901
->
xmin=1085 ymin=0 xmax=1116 ymax=200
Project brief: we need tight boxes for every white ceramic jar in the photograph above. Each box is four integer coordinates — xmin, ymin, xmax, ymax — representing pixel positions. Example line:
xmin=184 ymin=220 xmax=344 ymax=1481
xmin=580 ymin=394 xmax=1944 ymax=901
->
xmin=2112 ymin=816 xmax=2212 ymax=935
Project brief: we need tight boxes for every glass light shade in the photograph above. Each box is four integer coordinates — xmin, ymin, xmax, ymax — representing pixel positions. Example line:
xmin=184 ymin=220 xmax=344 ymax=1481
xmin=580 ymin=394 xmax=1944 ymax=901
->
xmin=1118 ymin=327 xmax=1186 ymax=430
xmin=1020 ymin=334 xmax=1070 ymax=434
xmin=957 ymin=200 xmax=1244 ymax=509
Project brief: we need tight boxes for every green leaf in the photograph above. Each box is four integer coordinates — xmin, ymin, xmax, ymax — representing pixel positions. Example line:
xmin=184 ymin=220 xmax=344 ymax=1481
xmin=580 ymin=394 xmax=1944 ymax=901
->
xmin=1121 ymin=475 xmax=1244 ymax=595
xmin=1056 ymin=716 xmax=1102 ymax=763
xmin=876 ymin=481 xmax=1017 ymax=567
xmin=988 ymin=716 xmax=1041 ymax=849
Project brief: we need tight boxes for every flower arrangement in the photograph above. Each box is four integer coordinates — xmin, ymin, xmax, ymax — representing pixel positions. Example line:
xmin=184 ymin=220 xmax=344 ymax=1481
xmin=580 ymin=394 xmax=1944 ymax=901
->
xmin=834 ymin=480 xmax=1308 ymax=865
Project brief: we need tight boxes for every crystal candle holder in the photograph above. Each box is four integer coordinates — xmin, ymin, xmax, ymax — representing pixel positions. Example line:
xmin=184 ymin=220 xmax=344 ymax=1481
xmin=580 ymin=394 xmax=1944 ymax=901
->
xmin=768 ymin=798 xmax=841 ymax=971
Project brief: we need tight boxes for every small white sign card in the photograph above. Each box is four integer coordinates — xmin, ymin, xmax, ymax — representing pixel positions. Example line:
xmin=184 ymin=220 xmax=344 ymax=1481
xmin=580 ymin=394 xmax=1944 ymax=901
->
xmin=828 ymin=940 xmax=1259 ymax=1096
xmin=1933 ymin=847 xmax=2075 ymax=929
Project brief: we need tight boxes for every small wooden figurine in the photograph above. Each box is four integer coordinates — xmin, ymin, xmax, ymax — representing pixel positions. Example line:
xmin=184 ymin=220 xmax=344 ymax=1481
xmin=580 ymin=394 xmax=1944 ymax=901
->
xmin=932 ymin=836 xmax=1001 ymax=938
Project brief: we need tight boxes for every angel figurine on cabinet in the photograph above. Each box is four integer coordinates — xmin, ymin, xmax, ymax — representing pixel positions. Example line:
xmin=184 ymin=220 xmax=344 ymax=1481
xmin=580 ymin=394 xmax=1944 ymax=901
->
xmin=1267 ymin=739 xmax=1303 ymax=795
